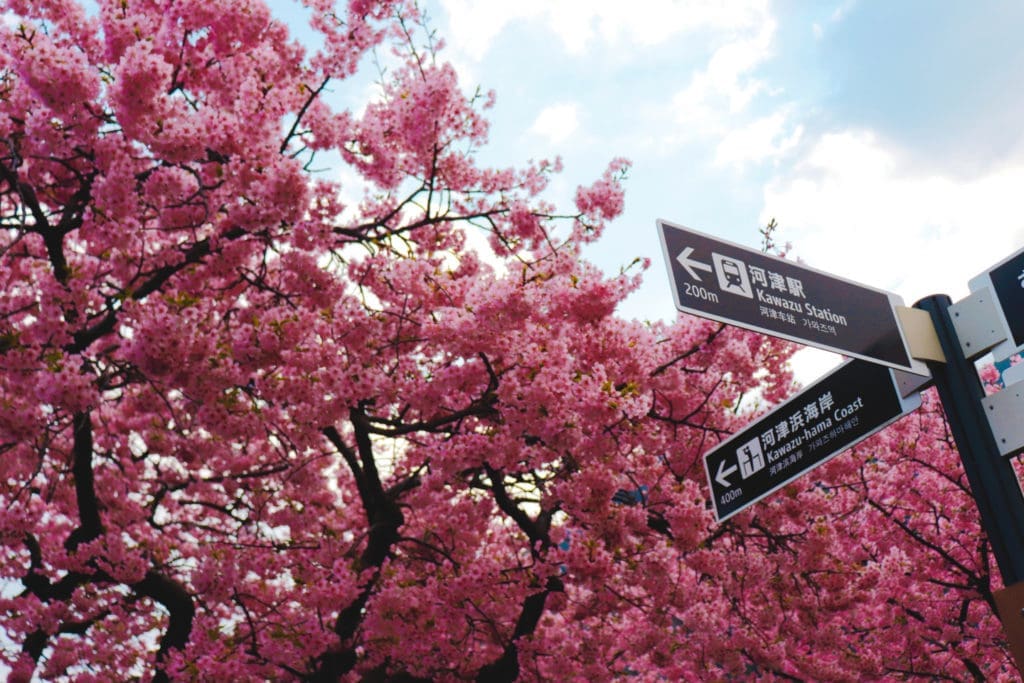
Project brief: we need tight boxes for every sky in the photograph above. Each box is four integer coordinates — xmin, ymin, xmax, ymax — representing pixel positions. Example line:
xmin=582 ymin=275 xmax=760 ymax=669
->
xmin=398 ymin=0 xmax=1024 ymax=380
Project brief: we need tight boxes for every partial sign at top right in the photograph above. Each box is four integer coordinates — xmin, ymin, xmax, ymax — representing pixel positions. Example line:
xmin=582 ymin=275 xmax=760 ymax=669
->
xmin=969 ymin=246 xmax=1024 ymax=362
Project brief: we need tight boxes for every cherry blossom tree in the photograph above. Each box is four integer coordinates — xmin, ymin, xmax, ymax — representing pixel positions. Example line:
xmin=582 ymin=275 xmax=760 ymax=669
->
xmin=0 ymin=0 xmax=1017 ymax=680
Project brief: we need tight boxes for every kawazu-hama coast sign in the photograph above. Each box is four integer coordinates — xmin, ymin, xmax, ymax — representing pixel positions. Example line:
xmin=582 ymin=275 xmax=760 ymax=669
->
xmin=658 ymin=219 xmax=1024 ymax=666
xmin=703 ymin=358 xmax=920 ymax=522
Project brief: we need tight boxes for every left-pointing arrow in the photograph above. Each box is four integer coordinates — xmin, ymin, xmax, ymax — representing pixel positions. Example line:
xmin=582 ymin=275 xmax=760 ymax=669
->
xmin=677 ymin=246 xmax=713 ymax=282
xmin=716 ymin=459 xmax=738 ymax=488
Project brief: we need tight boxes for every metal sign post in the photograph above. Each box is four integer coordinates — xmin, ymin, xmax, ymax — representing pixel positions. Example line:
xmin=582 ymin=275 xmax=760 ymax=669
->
xmin=915 ymin=295 xmax=1024 ymax=582
xmin=916 ymin=295 xmax=1024 ymax=672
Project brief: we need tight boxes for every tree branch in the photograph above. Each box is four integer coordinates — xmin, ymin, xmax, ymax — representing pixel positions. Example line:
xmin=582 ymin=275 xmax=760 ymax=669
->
xmin=483 ymin=463 xmax=550 ymax=552
xmin=474 ymin=576 xmax=564 ymax=683
xmin=67 ymin=226 xmax=247 ymax=354
xmin=132 ymin=570 xmax=196 ymax=681
xmin=650 ymin=323 xmax=725 ymax=378
xmin=51 ymin=413 xmax=194 ymax=681
xmin=312 ymin=411 xmax=416 ymax=681
xmin=65 ymin=411 xmax=102 ymax=552
xmin=281 ymin=77 xmax=331 ymax=155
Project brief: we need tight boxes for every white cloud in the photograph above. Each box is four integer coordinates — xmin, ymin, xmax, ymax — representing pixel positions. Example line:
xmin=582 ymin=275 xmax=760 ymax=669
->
xmin=529 ymin=103 xmax=579 ymax=145
xmin=763 ymin=130 xmax=1024 ymax=304
xmin=813 ymin=0 xmax=857 ymax=40
xmin=435 ymin=0 xmax=792 ymax=170
xmin=435 ymin=0 xmax=531 ymax=61
xmin=438 ymin=0 xmax=769 ymax=60
xmin=829 ymin=0 xmax=858 ymax=25
xmin=714 ymin=112 xmax=803 ymax=168
xmin=670 ymin=15 xmax=776 ymax=132
xmin=660 ymin=10 xmax=803 ymax=171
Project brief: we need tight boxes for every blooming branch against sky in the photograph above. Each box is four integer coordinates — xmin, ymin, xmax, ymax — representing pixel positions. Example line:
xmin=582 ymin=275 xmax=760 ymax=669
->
xmin=404 ymin=0 xmax=1024 ymax=378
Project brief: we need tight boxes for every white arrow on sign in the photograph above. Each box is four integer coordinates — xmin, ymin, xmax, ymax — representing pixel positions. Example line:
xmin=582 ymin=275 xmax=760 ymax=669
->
xmin=677 ymin=247 xmax=713 ymax=282
xmin=716 ymin=459 xmax=738 ymax=488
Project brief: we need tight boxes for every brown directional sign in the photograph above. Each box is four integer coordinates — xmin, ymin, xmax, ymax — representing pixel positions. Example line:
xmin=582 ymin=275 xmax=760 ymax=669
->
xmin=704 ymin=359 xmax=921 ymax=522
xmin=658 ymin=220 xmax=924 ymax=373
